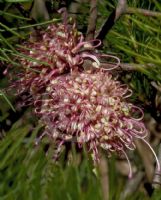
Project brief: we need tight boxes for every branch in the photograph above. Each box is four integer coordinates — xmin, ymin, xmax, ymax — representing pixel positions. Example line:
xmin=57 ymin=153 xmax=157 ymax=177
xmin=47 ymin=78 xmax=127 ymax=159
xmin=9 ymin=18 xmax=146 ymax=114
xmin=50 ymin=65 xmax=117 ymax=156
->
xmin=96 ymin=0 xmax=127 ymax=40
xmin=30 ymin=0 xmax=49 ymax=21
xmin=126 ymin=7 xmax=161 ymax=17
xmin=151 ymin=82 xmax=161 ymax=93
xmin=96 ymin=1 xmax=161 ymax=41
xmin=100 ymin=63 xmax=155 ymax=72
xmin=115 ymin=0 xmax=127 ymax=21
xmin=86 ymin=0 xmax=98 ymax=40
xmin=99 ymin=154 xmax=109 ymax=200
xmin=120 ymin=171 xmax=144 ymax=200
xmin=69 ymin=0 xmax=81 ymax=20
xmin=153 ymin=143 xmax=161 ymax=189
xmin=135 ymin=139 xmax=154 ymax=182
xmin=119 ymin=63 xmax=140 ymax=71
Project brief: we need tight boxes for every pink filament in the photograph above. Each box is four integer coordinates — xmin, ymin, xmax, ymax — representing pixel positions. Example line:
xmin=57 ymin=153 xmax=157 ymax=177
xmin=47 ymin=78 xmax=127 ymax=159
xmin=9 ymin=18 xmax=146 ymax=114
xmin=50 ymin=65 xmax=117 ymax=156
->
xmin=122 ymin=149 xmax=133 ymax=179
xmin=72 ymin=39 xmax=101 ymax=54
xmin=142 ymin=138 xmax=160 ymax=172
xmin=82 ymin=53 xmax=100 ymax=67
xmin=98 ymin=54 xmax=120 ymax=70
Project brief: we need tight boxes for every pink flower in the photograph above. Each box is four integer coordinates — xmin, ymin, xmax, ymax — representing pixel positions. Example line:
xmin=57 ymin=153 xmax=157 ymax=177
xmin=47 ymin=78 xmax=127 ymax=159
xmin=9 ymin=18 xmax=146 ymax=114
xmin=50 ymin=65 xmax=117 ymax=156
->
xmin=34 ymin=70 xmax=160 ymax=177
xmin=12 ymin=23 xmax=119 ymax=98
xmin=10 ymin=22 xmax=160 ymax=178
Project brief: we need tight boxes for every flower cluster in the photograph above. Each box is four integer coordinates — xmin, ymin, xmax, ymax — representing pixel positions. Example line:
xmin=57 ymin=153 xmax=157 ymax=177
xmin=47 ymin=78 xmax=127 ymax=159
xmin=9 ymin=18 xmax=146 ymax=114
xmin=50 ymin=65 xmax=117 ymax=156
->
xmin=36 ymin=71 xmax=146 ymax=161
xmin=12 ymin=21 xmax=160 ymax=177
xmin=13 ymin=23 xmax=119 ymax=97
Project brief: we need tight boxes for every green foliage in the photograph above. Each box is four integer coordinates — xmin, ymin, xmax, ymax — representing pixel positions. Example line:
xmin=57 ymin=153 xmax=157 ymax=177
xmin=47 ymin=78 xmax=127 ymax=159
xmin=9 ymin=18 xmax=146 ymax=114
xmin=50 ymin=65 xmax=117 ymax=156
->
xmin=0 ymin=119 xmax=103 ymax=200
xmin=0 ymin=91 xmax=15 ymax=112
xmin=98 ymin=0 xmax=161 ymax=81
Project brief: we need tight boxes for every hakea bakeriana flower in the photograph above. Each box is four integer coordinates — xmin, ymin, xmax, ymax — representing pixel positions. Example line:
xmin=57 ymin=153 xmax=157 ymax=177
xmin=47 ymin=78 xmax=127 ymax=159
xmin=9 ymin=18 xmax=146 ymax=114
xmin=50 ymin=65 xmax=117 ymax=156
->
xmin=34 ymin=70 xmax=160 ymax=178
xmin=13 ymin=22 xmax=119 ymax=98
xmin=11 ymin=20 xmax=160 ymax=178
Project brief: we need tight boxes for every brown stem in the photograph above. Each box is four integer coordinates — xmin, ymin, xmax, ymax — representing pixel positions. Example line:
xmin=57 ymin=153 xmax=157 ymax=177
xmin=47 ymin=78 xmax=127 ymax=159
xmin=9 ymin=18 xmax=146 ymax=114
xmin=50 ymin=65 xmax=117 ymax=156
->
xmin=96 ymin=0 xmax=161 ymax=41
xmin=96 ymin=0 xmax=127 ymax=40
xmin=152 ymin=143 xmax=161 ymax=189
xmin=115 ymin=0 xmax=127 ymax=21
xmin=151 ymin=82 xmax=161 ymax=93
xmin=30 ymin=0 xmax=49 ymax=21
xmin=99 ymin=154 xmax=109 ymax=200
xmin=86 ymin=0 xmax=98 ymax=40
xmin=120 ymin=171 xmax=144 ymax=200
xmin=101 ymin=63 xmax=154 ymax=71
xmin=135 ymin=139 xmax=154 ymax=182
xmin=126 ymin=7 xmax=161 ymax=17
xmin=69 ymin=0 xmax=80 ymax=20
